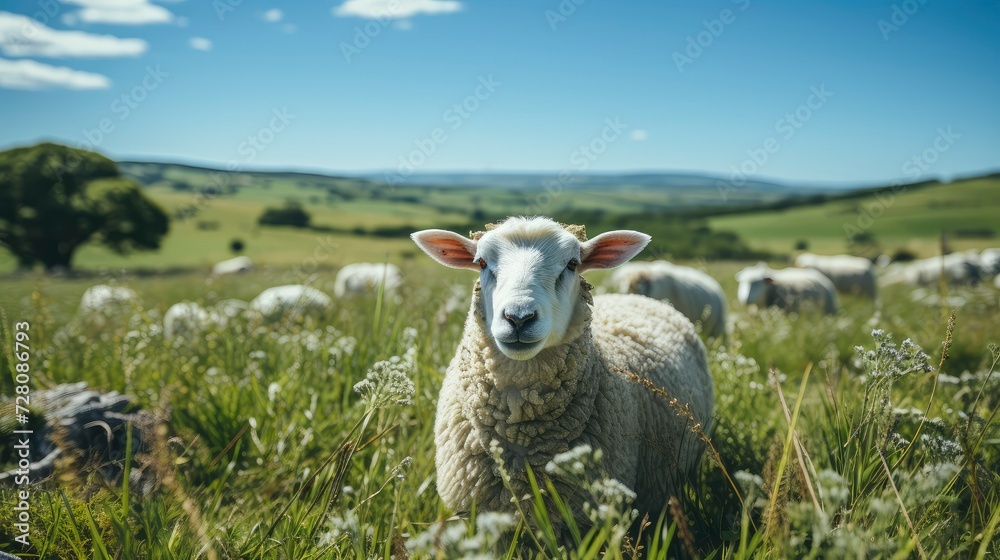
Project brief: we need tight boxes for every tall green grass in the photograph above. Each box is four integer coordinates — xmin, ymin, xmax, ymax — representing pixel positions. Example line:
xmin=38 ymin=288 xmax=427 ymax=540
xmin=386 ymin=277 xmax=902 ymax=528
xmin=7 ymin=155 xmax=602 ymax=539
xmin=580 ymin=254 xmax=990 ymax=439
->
xmin=0 ymin=263 xmax=997 ymax=558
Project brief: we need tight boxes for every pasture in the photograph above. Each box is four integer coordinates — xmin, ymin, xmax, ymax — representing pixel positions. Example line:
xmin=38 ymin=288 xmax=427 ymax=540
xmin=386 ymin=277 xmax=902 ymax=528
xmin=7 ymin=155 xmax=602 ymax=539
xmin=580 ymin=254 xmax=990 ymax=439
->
xmin=1 ymin=255 xmax=998 ymax=558
xmin=709 ymin=176 xmax=1000 ymax=257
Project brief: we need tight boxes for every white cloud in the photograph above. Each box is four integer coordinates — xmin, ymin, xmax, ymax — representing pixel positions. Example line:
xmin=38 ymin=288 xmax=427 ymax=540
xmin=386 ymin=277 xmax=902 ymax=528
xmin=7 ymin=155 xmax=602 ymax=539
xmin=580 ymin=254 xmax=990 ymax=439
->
xmin=263 ymin=8 xmax=283 ymax=22
xmin=332 ymin=0 xmax=462 ymax=20
xmin=630 ymin=129 xmax=648 ymax=141
xmin=0 ymin=57 xmax=109 ymax=89
xmin=189 ymin=37 xmax=212 ymax=51
xmin=61 ymin=0 xmax=175 ymax=25
xmin=0 ymin=11 xmax=147 ymax=57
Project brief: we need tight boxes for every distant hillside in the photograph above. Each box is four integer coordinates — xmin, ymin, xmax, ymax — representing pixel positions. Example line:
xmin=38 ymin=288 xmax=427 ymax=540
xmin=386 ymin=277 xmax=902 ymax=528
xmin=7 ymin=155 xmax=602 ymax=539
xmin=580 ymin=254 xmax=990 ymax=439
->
xmin=117 ymin=160 xmax=844 ymax=215
xmin=707 ymin=174 xmax=1000 ymax=258
xmin=359 ymin=171 xmax=819 ymax=193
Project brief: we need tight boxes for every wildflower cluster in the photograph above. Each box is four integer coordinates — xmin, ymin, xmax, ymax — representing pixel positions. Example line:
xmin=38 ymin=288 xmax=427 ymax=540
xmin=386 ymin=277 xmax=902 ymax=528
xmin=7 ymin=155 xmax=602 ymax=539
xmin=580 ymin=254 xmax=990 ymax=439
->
xmin=406 ymin=512 xmax=517 ymax=559
xmin=855 ymin=329 xmax=934 ymax=382
xmin=353 ymin=359 xmax=415 ymax=408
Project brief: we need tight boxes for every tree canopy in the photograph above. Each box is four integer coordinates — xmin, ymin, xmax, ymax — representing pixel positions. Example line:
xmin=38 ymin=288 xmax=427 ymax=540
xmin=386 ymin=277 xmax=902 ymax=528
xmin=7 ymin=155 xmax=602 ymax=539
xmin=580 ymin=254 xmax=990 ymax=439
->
xmin=258 ymin=201 xmax=311 ymax=228
xmin=0 ymin=143 xmax=169 ymax=271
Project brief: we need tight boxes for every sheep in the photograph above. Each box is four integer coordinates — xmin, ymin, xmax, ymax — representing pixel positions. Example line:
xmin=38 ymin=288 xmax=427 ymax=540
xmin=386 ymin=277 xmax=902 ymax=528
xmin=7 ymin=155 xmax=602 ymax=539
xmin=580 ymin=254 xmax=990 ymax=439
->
xmin=333 ymin=262 xmax=403 ymax=298
xmin=77 ymin=285 xmax=141 ymax=326
xmin=411 ymin=217 xmax=713 ymax=529
xmin=163 ymin=299 xmax=259 ymax=340
xmin=736 ymin=262 xmax=838 ymax=314
xmin=881 ymin=251 xmax=982 ymax=286
xmin=250 ymin=285 xmax=333 ymax=323
xmin=212 ymin=256 xmax=253 ymax=276
xmin=794 ymin=252 xmax=877 ymax=299
xmin=979 ymin=248 xmax=1000 ymax=277
xmin=163 ymin=301 xmax=212 ymax=340
xmin=610 ymin=261 xmax=728 ymax=338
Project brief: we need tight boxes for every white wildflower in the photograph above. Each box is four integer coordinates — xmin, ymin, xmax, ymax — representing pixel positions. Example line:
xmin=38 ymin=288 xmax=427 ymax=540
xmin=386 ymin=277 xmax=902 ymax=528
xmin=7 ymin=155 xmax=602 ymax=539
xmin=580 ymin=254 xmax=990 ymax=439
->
xmin=353 ymin=359 xmax=415 ymax=407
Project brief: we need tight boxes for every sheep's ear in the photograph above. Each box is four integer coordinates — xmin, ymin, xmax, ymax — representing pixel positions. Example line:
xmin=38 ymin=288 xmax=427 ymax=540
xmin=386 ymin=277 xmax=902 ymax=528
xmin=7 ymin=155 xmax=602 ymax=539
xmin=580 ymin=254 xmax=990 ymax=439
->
xmin=579 ymin=230 xmax=651 ymax=272
xmin=411 ymin=229 xmax=480 ymax=270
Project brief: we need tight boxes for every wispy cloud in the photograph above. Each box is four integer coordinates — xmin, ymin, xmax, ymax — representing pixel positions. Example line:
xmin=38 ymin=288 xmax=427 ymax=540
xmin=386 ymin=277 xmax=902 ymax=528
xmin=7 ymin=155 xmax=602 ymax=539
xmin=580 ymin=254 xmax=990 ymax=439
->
xmin=630 ymin=129 xmax=647 ymax=141
xmin=332 ymin=0 xmax=462 ymax=20
xmin=61 ymin=0 xmax=176 ymax=25
xmin=189 ymin=37 xmax=212 ymax=51
xmin=263 ymin=9 xmax=283 ymax=23
xmin=0 ymin=57 xmax=109 ymax=89
xmin=0 ymin=11 xmax=147 ymax=57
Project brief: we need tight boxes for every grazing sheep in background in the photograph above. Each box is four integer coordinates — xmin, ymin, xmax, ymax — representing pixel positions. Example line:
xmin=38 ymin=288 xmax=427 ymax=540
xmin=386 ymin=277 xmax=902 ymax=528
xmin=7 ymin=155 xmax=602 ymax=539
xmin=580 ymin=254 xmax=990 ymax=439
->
xmin=979 ymin=248 xmax=1000 ymax=277
xmin=794 ymin=252 xmax=877 ymax=299
xmin=212 ymin=256 xmax=253 ymax=276
xmin=212 ymin=299 xmax=257 ymax=325
xmin=163 ymin=301 xmax=211 ymax=340
xmin=250 ymin=285 xmax=333 ymax=323
xmin=164 ymin=299 xmax=258 ymax=339
xmin=77 ymin=285 xmax=141 ymax=326
xmin=334 ymin=263 xmax=403 ymax=298
xmin=411 ymin=217 xmax=713 ymax=528
xmin=610 ymin=261 xmax=728 ymax=338
xmin=881 ymin=250 xmax=982 ymax=286
xmin=736 ymin=263 xmax=838 ymax=314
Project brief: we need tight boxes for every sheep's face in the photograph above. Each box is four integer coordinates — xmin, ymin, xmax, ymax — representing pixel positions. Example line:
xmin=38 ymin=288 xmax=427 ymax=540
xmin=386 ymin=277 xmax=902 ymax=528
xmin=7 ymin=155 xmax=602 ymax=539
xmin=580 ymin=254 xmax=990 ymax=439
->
xmin=736 ymin=264 xmax=771 ymax=306
xmin=412 ymin=217 xmax=650 ymax=361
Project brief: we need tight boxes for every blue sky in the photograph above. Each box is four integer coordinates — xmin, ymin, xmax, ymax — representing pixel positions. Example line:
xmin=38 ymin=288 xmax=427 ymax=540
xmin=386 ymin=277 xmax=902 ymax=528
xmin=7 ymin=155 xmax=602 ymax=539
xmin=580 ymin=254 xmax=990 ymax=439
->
xmin=1 ymin=0 xmax=998 ymax=184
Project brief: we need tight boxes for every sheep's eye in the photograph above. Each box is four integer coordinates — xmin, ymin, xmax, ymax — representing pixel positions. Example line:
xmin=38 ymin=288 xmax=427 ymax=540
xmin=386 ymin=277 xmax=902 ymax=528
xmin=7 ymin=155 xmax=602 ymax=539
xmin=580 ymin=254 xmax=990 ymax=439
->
xmin=478 ymin=258 xmax=487 ymax=270
xmin=566 ymin=258 xmax=579 ymax=272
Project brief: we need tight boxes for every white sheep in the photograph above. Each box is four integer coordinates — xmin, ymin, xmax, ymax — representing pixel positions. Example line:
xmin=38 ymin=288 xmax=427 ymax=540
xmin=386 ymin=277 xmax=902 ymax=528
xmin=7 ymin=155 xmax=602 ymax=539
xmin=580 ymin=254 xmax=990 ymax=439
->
xmin=881 ymin=250 xmax=981 ymax=286
xmin=794 ymin=252 xmax=877 ymax=299
xmin=411 ymin=217 xmax=713 ymax=526
xmin=333 ymin=263 xmax=403 ymax=298
xmin=979 ymin=248 xmax=1000 ymax=277
xmin=250 ymin=285 xmax=333 ymax=323
xmin=736 ymin=262 xmax=838 ymax=314
xmin=163 ymin=299 xmax=259 ymax=339
xmin=163 ymin=301 xmax=212 ymax=340
xmin=77 ymin=285 xmax=141 ymax=326
xmin=212 ymin=256 xmax=253 ymax=276
xmin=610 ymin=261 xmax=728 ymax=338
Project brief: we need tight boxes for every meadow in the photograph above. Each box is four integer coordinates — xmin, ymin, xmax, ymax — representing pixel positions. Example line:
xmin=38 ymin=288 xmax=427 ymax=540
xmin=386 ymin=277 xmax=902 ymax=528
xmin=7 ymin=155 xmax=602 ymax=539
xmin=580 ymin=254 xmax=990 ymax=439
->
xmin=1 ymin=167 xmax=999 ymax=557
xmin=708 ymin=176 xmax=1000 ymax=257
xmin=0 ymin=254 xmax=998 ymax=558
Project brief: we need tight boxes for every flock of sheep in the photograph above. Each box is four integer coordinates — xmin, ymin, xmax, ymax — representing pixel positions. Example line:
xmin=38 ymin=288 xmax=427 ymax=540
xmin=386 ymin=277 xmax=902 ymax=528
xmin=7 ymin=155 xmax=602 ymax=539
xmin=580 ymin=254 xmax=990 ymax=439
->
xmin=78 ymin=259 xmax=404 ymax=336
xmin=73 ymin=218 xmax=1000 ymax=538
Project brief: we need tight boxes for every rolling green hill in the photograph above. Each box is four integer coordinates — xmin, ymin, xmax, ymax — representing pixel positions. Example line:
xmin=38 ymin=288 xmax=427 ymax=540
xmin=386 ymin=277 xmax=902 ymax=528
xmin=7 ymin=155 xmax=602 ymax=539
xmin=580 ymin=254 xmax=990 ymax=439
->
xmin=2 ymin=157 xmax=997 ymax=274
xmin=708 ymin=174 xmax=1000 ymax=257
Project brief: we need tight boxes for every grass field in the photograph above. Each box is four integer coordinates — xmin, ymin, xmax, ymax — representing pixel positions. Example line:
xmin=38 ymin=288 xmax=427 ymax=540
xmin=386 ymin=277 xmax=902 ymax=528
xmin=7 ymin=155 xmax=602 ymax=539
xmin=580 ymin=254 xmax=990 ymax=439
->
xmin=709 ymin=176 xmax=1000 ymax=257
xmin=1 ymin=256 xmax=998 ymax=558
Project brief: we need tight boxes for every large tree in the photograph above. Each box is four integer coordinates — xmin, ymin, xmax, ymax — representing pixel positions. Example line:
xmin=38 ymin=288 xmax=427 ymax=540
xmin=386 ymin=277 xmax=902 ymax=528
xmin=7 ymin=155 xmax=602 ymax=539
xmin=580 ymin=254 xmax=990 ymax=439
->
xmin=0 ymin=143 xmax=169 ymax=271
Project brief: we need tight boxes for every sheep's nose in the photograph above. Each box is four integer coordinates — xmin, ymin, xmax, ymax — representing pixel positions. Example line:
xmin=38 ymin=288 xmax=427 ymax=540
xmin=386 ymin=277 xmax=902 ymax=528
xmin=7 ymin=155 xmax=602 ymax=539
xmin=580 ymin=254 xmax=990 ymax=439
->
xmin=503 ymin=309 xmax=537 ymax=330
